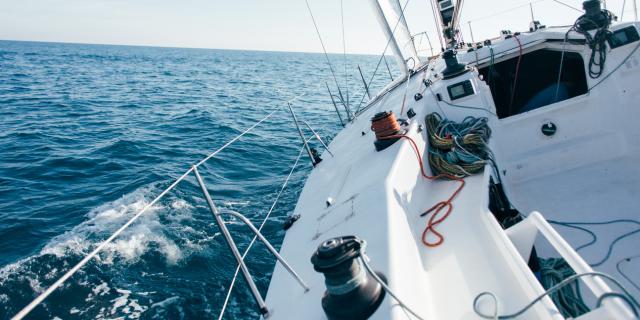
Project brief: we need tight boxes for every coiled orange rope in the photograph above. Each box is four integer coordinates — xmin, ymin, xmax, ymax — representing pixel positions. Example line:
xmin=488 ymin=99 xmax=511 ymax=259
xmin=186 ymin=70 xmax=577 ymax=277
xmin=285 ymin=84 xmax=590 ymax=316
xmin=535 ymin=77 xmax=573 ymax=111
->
xmin=371 ymin=111 xmax=401 ymax=139
xmin=371 ymin=113 xmax=465 ymax=247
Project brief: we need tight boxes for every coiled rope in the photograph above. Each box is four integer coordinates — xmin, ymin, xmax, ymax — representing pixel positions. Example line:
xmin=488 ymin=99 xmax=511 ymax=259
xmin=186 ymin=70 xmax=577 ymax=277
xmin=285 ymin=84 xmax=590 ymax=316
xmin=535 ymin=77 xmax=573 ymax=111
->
xmin=371 ymin=118 xmax=464 ymax=247
xmin=12 ymin=106 xmax=284 ymax=320
xmin=574 ymin=9 xmax=614 ymax=79
xmin=371 ymin=112 xmax=494 ymax=247
xmin=425 ymin=113 xmax=493 ymax=177
xmin=538 ymin=257 xmax=590 ymax=318
xmin=371 ymin=111 xmax=402 ymax=139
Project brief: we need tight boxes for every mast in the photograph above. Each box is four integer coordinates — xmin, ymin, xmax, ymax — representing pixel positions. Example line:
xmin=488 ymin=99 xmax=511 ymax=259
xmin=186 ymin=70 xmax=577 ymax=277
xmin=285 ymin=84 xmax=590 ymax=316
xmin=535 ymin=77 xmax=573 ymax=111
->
xmin=436 ymin=0 xmax=458 ymax=49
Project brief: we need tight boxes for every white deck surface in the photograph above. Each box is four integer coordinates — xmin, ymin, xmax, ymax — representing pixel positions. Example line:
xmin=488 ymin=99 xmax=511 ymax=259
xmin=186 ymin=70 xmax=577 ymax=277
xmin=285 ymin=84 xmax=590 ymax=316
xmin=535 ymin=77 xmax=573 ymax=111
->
xmin=265 ymin=22 xmax=640 ymax=319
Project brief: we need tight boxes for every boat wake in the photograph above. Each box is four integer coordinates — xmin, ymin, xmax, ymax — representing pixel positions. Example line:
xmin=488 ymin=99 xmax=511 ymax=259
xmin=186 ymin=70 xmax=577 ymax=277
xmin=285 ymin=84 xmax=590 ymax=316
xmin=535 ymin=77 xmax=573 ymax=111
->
xmin=0 ymin=183 xmax=239 ymax=319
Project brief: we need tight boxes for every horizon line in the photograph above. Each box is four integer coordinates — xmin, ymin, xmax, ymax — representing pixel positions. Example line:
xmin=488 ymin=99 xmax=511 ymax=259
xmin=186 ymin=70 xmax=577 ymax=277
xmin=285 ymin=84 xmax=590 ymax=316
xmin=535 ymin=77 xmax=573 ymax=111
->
xmin=0 ymin=38 xmax=390 ymax=57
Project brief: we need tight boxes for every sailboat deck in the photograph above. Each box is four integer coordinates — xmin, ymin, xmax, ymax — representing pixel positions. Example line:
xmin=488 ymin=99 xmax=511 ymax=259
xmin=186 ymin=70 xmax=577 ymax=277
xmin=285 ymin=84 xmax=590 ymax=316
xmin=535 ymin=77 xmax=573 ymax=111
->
xmin=265 ymin=70 xmax=559 ymax=319
xmin=509 ymin=153 xmax=640 ymax=300
xmin=267 ymin=22 xmax=640 ymax=319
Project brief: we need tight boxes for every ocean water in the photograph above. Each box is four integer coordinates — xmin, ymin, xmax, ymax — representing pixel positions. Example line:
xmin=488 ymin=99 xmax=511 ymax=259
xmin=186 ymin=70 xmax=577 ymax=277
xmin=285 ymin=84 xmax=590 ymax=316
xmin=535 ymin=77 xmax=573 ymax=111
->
xmin=0 ymin=40 xmax=394 ymax=319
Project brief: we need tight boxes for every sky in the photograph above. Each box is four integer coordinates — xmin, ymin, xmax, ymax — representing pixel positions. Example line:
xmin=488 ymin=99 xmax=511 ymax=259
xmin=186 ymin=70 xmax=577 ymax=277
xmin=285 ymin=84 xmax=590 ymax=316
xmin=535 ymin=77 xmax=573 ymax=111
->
xmin=0 ymin=0 xmax=636 ymax=54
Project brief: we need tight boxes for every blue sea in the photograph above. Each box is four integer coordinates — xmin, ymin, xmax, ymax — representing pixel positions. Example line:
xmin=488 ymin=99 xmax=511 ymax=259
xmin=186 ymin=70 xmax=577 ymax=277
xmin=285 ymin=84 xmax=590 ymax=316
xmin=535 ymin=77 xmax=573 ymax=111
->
xmin=0 ymin=40 xmax=393 ymax=319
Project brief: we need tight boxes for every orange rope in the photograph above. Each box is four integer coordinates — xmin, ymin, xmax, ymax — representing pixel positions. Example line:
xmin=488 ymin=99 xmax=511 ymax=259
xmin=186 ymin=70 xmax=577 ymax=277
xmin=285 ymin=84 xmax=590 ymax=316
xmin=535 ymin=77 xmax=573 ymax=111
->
xmin=381 ymin=134 xmax=465 ymax=247
xmin=371 ymin=112 xmax=401 ymax=139
xmin=371 ymin=111 xmax=465 ymax=247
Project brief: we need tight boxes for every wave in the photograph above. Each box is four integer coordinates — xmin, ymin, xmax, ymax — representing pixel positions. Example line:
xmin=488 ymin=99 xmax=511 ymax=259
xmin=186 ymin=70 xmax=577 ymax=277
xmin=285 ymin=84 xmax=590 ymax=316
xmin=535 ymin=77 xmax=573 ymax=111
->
xmin=0 ymin=183 xmax=217 ymax=318
xmin=0 ymin=41 xmax=351 ymax=318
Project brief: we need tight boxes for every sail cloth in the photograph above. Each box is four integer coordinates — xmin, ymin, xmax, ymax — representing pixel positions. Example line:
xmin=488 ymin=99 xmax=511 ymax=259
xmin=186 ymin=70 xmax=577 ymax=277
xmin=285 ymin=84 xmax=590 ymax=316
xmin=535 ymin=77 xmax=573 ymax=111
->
xmin=368 ymin=0 xmax=407 ymax=75
xmin=377 ymin=0 xmax=421 ymax=68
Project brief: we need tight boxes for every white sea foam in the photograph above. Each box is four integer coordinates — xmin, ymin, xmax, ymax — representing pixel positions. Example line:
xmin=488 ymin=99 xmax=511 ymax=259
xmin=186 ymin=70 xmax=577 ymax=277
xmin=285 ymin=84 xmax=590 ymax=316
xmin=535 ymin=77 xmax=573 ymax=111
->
xmin=28 ymin=278 xmax=43 ymax=294
xmin=149 ymin=296 xmax=181 ymax=309
xmin=92 ymin=282 xmax=111 ymax=298
xmin=148 ymin=296 xmax=184 ymax=319
xmin=35 ymin=185 xmax=188 ymax=266
xmin=95 ymin=288 xmax=147 ymax=319
xmin=170 ymin=199 xmax=192 ymax=210
xmin=0 ymin=184 xmax=209 ymax=317
xmin=222 ymin=200 xmax=250 ymax=207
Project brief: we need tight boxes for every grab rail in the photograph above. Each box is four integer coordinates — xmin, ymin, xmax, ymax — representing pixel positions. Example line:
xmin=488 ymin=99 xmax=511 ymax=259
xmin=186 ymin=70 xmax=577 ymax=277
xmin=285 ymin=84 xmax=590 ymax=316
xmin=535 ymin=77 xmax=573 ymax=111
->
xmin=222 ymin=209 xmax=310 ymax=292
xmin=288 ymin=102 xmax=336 ymax=167
xmin=302 ymin=120 xmax=334 ymax=158
xmin=288 ymin=102 xmax=317 ymax=167
xmin=12 ymin=97 xmax=320 ymax=320
xmin=193 ymin=165 xmax=270 ymax=316
xmin=193 ymin=166 xmax=308 ymax=318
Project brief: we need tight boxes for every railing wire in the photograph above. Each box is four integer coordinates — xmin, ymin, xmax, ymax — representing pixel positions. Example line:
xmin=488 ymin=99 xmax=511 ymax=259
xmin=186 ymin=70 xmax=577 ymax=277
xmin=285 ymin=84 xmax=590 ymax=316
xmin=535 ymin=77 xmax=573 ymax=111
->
xmin=217 ymin=145 xmax=306 ymax=320
xmin=12 ymin=105 xmax=284 ymax=320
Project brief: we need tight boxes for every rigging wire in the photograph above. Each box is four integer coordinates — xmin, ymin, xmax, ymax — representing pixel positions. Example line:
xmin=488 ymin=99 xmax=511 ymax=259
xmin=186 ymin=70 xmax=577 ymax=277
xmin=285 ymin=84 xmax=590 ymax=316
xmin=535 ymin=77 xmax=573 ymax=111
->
xmin=399 ymin=68 xmax=413 ymax=116
xmin=340 ymin=0 xmax=350 ymax=112
xmin=304 ymin=0 xmax=348 ymax=114
xmin=217 ymin=145 xmax=306 ymax=320
xmin=11 ymin=106 xmax=283 ymax=320
xmin=384 ymin=55 xmax=395 ymax=81
xmin=427 ymin=0 xmax=445 ymax=50
xmin=464 ymin=0 xmax=583 ymax=41
xmin=554 ymin=34 xmax=569 ymax=102
xmin=452 ymin=0 xmax=465 ymax=39
xmin=354 ymin=0 xmax=413 ymax=115
xmin=466 ymin=0 xmax=546 ymax=23
xmin=550 ymin=0 xmax=584 ymax=13
xmin=413 ymin=31 xmax=435 ymax=57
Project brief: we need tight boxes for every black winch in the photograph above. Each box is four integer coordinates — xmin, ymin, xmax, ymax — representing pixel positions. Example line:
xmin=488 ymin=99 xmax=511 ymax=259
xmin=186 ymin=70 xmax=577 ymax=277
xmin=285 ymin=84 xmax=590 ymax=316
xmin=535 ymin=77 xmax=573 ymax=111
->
xmin=310 ymin=236 xmax=386 ymax=320
xmin=442 ymin=49 xmax=467 ymax=79
xmin=579 ymin=0 xmax=611 ymax=31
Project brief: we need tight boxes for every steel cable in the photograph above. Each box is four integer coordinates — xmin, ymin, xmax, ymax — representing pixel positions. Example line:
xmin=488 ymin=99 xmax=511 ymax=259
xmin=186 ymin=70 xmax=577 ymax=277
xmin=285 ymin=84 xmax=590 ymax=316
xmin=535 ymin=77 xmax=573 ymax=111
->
xmin=12 ymin=106 xmax=284 ymax=320
xmin=216 ymin=145 xmax=305 ymax=320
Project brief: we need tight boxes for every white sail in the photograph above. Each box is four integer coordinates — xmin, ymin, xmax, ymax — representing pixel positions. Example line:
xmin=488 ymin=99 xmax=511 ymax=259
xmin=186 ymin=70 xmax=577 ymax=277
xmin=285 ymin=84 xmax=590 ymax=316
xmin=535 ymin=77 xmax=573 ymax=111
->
xmin=379 ymin=0 xmax=420 ymax=67
xmin=368 ymin=0 xmax=407 ymax=75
